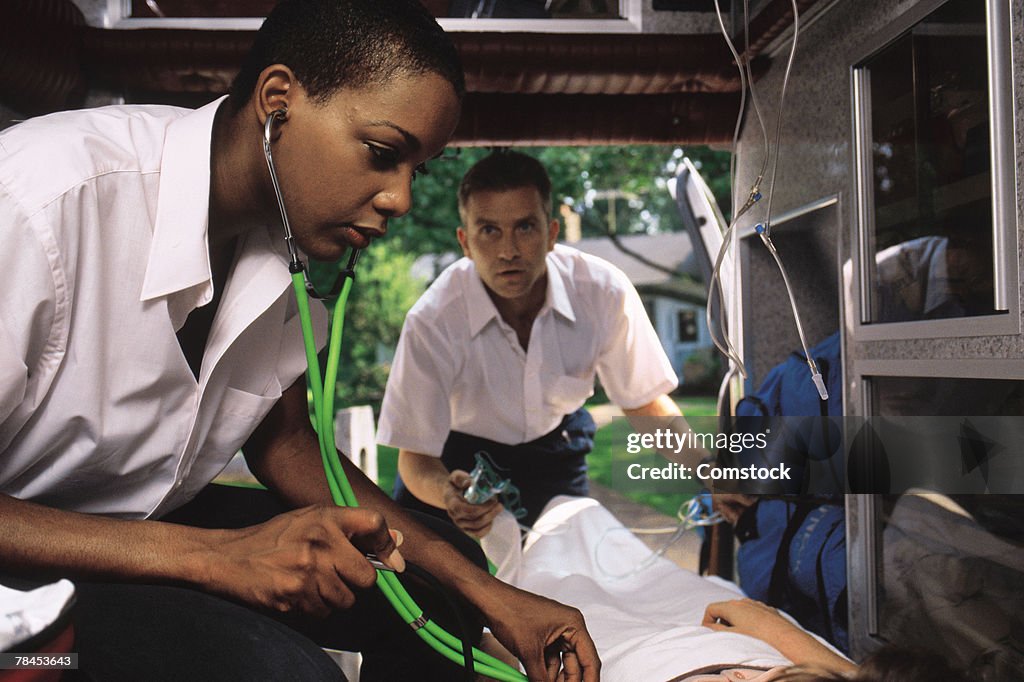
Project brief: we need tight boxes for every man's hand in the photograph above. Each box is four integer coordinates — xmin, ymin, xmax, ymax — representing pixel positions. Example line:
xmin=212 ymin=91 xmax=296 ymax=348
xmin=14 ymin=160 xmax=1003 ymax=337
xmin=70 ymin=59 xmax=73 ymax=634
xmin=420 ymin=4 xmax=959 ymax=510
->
xmin=484 ymin=584 xmax=601 ymax=682
xmin=712 ymin=493 xmax=756 ymax=526
xmin=204 ymin=506 xmax=404 ymax=618
xmin=443 ymin=469 xmax=503 ymax=538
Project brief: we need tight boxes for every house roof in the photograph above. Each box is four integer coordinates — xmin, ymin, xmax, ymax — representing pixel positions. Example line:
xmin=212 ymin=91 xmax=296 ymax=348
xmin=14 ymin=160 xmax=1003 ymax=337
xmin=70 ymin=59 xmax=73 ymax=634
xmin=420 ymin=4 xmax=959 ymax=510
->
xmin=412 ymin=232 xmax=708 ymax=304
xmin=569 ymin=232 xmax=707 ymax=304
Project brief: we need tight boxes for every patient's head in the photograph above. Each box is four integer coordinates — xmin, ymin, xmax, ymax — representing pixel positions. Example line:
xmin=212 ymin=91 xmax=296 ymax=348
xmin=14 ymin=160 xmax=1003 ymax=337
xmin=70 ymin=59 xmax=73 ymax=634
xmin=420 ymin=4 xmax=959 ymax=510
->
xmin=775 ymin=646 xmax=970 ymax=682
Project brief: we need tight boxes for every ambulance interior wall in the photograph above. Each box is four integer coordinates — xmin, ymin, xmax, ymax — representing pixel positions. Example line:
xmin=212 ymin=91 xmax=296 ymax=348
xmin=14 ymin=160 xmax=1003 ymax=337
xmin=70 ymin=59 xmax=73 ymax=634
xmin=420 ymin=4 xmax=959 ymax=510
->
xmin=731 ymin=0 xmax=1024 ymax=417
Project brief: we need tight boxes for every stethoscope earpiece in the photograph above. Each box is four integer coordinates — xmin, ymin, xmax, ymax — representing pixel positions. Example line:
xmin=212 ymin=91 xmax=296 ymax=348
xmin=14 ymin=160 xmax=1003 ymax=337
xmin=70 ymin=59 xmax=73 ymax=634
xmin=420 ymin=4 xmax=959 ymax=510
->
xmin=262 ymin=108 xmax=287 ymax=149
xmin=262 ymin=106 xmax=356 ymax=300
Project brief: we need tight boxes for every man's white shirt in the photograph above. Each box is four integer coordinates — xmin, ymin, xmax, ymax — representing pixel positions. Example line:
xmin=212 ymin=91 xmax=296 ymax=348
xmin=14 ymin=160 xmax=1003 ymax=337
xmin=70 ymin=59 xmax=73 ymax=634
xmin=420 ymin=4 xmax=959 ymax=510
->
xmin=377 ymin=244 xmax=677 ymax=456
xmin=0 ymin=99 xmax=326 ymax=518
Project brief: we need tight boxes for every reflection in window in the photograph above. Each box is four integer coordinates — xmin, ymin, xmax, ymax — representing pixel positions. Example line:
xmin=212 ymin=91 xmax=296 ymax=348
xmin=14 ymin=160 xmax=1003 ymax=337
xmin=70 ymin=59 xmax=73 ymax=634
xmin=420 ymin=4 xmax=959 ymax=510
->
xmin=870 ymin=375 xmax=1024 ymax=417
xmin=875 ymin=494 xmax=1024 ymax=679
xmin=870 ymin=374 xmax=1024 ymax=676
xmin=130 ymin=0 xmax=621 ymax=19
xmin=450 ymin=0 xmax=618 ymax=18
xmin=860 ymin=0 xmax=998 ymax=323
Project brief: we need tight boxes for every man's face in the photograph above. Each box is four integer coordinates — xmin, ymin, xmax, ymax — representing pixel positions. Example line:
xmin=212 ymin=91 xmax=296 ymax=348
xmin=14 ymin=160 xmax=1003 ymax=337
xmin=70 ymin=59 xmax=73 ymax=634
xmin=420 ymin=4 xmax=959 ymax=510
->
xmin=269 ymin=71 xmax=460 ymax=261
xmin=457 ymin=186 xmax=560 ymax=305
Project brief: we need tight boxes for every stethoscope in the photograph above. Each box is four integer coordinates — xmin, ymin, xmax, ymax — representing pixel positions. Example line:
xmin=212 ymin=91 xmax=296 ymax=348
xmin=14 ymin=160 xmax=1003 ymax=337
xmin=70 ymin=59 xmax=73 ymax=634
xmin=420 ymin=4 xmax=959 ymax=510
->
xmin=262 ymin=109 xmax=527 ymax=682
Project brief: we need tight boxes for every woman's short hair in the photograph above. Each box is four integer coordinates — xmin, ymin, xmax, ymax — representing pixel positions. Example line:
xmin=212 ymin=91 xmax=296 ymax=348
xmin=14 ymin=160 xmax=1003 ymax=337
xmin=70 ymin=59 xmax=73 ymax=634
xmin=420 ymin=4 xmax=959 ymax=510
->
xmin=229 ymin=0 xmax=464 ymax=111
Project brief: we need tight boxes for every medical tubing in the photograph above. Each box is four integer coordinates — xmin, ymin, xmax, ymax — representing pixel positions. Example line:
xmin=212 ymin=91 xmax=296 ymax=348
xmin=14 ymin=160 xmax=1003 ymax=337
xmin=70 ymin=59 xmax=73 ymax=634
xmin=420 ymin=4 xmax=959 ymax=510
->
xmin=751 ymin=1 xmax=823 ymax=398
xmin=713 ymin=0 xmax=745 ymax=213
xmin=741 ymin=0 xmax=771 ymax=184
xmin=320 ymin=274 xmax=359 ymax=507
xmin=297 ymin=266 xmax=524 ymax=682
xmin=596 ymin=498 xmax=724 ymax=579
xmin=709 ymin=0 xmax=770 ymax=377
xmin=292 ymin=274 xmax=329 ymax=453
xmin=763 ymin=0 xmax=800 ymax=238
xmin=264 ymin=113 xmax=302 ymax=268
xmin=758 ymin=233 xmax=821 ymax=388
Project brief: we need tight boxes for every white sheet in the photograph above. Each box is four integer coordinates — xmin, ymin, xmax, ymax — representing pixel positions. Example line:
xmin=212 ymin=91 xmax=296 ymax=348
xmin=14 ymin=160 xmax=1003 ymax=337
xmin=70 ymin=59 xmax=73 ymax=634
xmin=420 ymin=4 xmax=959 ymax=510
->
xmin=484 ymin=496 xmax=795 ymax=681
xmin=0 ymin=579 xmax=75 ymax=651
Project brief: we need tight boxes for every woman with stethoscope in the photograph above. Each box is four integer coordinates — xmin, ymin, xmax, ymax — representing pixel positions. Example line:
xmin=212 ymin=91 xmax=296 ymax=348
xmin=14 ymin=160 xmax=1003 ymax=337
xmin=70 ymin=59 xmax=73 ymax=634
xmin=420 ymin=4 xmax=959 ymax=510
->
xmin=0 ymin=1 xmax=598 ymax=680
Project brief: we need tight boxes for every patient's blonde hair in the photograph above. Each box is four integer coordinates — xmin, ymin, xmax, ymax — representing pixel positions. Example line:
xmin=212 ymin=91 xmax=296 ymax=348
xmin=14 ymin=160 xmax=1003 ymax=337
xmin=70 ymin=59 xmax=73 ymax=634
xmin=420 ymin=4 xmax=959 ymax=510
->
xmin=774 ymin=646 xmax=970 ymax=682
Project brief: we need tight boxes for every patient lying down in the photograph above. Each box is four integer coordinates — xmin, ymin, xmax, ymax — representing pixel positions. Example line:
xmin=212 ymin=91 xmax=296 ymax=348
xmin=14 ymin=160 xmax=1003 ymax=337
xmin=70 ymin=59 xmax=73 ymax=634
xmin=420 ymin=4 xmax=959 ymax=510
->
xmin=480 ymin=496 xmax=968 ymax=682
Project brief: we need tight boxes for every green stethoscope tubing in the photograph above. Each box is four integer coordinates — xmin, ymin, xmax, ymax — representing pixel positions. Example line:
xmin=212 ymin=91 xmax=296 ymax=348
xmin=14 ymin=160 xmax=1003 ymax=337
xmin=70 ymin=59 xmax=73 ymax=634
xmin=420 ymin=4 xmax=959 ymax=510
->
xmin=292 ymin=268 xmax=526 ymax=681
xmin=265 ymin=111 xmax=525 ymax=679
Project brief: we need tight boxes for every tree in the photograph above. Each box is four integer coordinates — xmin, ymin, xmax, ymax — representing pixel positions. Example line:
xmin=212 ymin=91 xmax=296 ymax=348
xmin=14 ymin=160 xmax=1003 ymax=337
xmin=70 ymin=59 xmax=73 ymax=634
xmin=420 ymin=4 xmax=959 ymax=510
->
xmin=306 ymin=242 xmax=426 ymax=412
xmin=389 ymin=144 xmax=732 ymax=260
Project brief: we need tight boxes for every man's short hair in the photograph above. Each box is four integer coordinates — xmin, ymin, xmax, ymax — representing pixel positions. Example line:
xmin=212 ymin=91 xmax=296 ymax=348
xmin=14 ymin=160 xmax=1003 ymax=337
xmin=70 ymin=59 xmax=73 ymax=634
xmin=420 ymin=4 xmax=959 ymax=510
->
xmin=229 ymin=0 xmax=465 ymax=111
xmin=458 ymin=151 xmax=552 ymax=221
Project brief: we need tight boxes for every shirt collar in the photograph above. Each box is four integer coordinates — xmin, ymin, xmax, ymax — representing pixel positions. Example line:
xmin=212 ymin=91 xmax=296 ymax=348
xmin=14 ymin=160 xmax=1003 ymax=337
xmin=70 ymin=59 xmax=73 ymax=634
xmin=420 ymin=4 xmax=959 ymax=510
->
xmin=545 ymin=254 xmax=576 ymax=324
xmin=465 ymin=252 xmax=577 ymax=338
xmin=140 ymin=96 xmax=225 ymax=304
xmin=466 ymin=262 xmax=499 ymax=337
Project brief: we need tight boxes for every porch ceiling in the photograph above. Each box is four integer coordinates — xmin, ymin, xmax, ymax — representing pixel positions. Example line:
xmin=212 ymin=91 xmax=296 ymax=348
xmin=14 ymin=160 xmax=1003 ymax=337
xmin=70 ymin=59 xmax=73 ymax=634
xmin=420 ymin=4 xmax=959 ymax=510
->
xmin=2 ymin=0 xmax=814 ymax=145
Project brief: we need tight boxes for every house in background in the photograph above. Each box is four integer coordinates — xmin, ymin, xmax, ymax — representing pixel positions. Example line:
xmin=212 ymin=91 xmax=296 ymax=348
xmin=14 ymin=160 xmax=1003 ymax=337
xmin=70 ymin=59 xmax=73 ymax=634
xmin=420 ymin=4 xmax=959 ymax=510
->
xmin=569 ymin=232 xmax=715 ymax=390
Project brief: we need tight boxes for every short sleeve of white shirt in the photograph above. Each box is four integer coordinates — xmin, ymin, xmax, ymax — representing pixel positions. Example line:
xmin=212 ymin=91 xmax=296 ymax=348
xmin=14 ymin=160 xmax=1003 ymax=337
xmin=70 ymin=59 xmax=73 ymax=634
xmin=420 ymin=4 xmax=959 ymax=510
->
xmin=0 ymin=180 xmax=61 ymax=431
xmin=0 ymin=101 xmax=327 ymax=516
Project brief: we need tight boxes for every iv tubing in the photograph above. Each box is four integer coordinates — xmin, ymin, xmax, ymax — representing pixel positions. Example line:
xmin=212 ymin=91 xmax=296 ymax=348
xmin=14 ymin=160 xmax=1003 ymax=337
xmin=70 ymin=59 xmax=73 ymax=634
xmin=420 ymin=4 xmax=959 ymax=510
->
xmin=708 ymin=0 xmax=826 ymax=399
xmin=762 ymin=0 xmax=801 ymax=239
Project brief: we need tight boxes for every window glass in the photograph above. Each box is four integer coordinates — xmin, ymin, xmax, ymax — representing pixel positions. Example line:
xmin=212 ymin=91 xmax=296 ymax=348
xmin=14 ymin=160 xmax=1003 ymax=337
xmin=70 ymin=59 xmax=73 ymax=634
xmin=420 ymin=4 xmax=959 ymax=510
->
xmin=869 ymin=376 xmax=1024 ymax=677
xmin=130 ymin=0 xmax=621 ymax=19
xmin=677 ymin=309 xmax=698 ymax=343
xmin=861 ymin=0 xmax=998 ymax=323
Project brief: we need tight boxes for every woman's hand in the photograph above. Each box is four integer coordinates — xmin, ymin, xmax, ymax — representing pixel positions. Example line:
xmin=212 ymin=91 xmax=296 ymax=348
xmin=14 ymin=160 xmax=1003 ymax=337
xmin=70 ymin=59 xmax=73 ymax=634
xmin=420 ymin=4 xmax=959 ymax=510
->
xmin=711 ymin=493 xmax=756 ymax=526
xmin=702 ymin=599 xmax=857 ymax=675
xmin=482 ymin=582 xmax=601 ymax=682
xmin=202 ymin=505 xmax=404 ymax=618
xmin=702 ymin=598 xmax=802 ymax=642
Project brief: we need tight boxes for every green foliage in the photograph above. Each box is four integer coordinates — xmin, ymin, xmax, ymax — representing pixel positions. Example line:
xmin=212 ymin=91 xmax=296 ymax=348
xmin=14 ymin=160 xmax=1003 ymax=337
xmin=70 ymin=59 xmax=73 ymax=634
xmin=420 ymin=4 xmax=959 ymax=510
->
xmin=536 ymin=145 xmax=732 ymax=238
xmin=680 ymin=347 xmax=724 ymax=395
xmin=389 ymin=145 xmax=732 ymax=260
xmin=307 ymin=242 xmax=426 ymax=413
xmin=585 ymin=396 xmax=718 ymax=516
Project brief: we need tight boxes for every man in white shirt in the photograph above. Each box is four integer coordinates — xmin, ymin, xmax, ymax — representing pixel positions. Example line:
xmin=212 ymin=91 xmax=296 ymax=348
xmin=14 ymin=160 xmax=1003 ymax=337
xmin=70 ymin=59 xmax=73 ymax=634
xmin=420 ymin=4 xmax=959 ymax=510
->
xmin=0 ymin=3 xmax=599 ymax=681
xmin=378 ymin=151 xmax=687 ymax=536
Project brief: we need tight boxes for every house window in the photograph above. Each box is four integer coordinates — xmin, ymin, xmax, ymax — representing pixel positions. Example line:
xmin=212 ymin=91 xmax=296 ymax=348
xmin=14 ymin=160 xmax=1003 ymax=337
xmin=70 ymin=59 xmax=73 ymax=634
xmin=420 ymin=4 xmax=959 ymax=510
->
xmin=677 ymin=309 xmax=698 ymax=343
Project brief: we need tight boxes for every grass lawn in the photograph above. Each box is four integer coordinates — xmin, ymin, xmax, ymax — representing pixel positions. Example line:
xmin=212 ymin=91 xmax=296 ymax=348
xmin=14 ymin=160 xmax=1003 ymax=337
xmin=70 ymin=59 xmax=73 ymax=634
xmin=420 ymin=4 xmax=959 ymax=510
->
xmin=586 ymin=396 xmax=716 ymax=517
xmin=374 ymin=395 xmax=716 ymax=518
